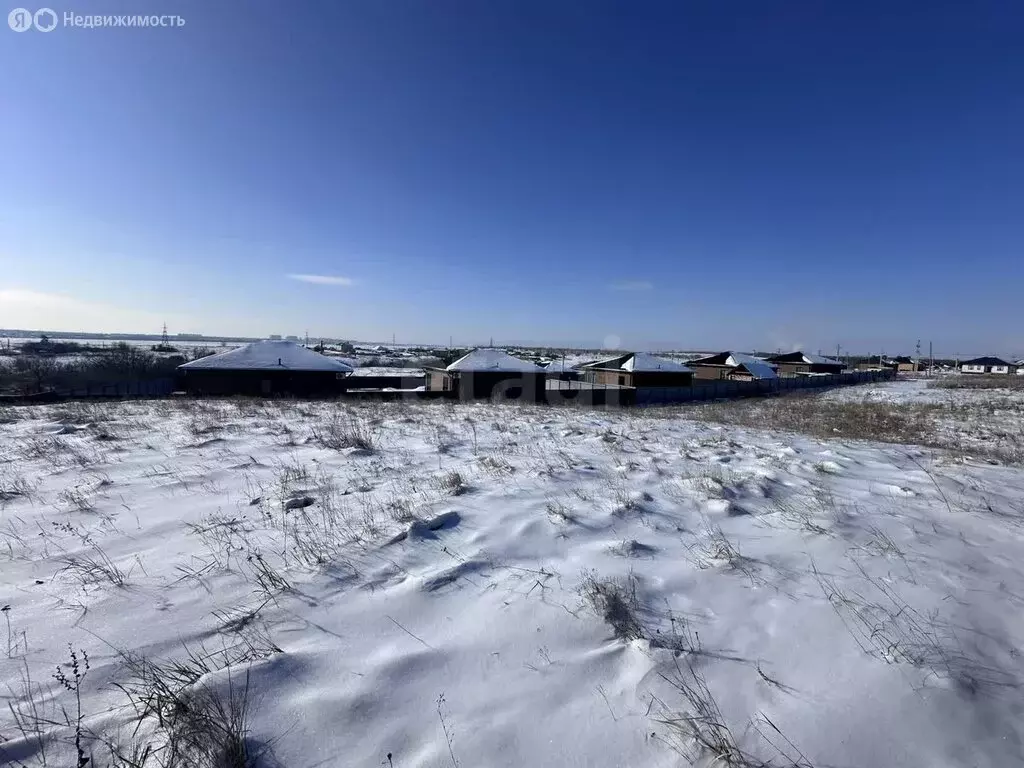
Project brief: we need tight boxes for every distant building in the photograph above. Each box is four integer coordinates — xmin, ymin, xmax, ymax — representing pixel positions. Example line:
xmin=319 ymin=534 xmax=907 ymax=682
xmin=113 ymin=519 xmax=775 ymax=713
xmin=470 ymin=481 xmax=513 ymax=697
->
xmin=687 ymin=351 xmax=778 ymax=381
xmin=424 ymin=348 xmax=546 ymax=401
xmin=887 ymin=356 xmax=923 ymax=373
xmin=859 ymin=357 xmax=921 ymax=373
xmin=177 ymin=340 xmax=353 ymax=395
xmin=267 ymin=334 xmax=282 ymax=341
xmin=285 ymin=335 xmax=300 ymax=342
xmin=765 ymin=352 xmax=845 ymax=376
xmin=960 ymin=356 xmax=1015 ymax=375
xmin=855 ymin=360 xmax=887 ymax=371
xmin=579 ymin=352 xmax=694 ymax=388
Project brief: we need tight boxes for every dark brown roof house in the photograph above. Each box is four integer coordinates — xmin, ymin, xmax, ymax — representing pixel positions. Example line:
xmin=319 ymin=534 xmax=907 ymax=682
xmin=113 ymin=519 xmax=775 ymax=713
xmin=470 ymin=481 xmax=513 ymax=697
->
xmin=686 ymin=351 xmax=779 ymax=381
xmin=579 ymin=352 xmax=694 ymax=388
xmin=765 ymin=351 xmax=844 ymax=376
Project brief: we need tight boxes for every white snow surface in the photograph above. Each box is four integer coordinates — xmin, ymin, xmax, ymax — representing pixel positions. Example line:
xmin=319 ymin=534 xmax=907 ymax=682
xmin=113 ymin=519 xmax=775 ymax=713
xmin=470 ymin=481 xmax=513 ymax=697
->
xmin=178 ymin=340 xmax=355 ymax=373
xmin=1 ymin=395 xmax=1023 ymax=767
xmin=445 ymin=348 xmax=543 ymax=372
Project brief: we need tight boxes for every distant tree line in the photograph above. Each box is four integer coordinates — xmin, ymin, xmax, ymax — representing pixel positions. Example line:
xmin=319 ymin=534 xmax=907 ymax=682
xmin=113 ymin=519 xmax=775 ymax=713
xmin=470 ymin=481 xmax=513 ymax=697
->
xmin=0 ymin=340 xmax=215 ymax=395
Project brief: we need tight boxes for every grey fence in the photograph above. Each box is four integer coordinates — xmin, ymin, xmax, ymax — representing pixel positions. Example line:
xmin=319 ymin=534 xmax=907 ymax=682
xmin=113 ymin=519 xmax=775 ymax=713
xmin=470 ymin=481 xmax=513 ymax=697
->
xmin=634 ymin=369 xmax=896 ymax=406
xmin=54 ymin=378 xmax=177 ymax=399
xmin=1 ymin=370 xmax=895 ymax=407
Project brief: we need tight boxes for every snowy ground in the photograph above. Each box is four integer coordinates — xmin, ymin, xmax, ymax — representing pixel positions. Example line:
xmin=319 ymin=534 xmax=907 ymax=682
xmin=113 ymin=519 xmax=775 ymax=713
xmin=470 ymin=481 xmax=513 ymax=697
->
xmin=820 ymin=378 xmax=1024 ymax=465
xmin=350 ymin=366 xmax=427 ymax=377
xmin=1 ymin=390 xmax=1023 ymax=767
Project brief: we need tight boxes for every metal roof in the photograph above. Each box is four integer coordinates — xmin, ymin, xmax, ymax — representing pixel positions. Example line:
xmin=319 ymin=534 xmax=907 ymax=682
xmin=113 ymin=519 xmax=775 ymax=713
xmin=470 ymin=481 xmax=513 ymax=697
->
xmin=587 ymin=352 xmax=694 ymax=373
xmin=801 ymin=353 xmax=844 ymax=366
xmin=445 ymin=348 xmax=544 ymax=372
xmin=767 ymin=351 xmax=844 ymax=367
xmin=178 ymin=341 xmax=354 ymax=372
xmin=543 ymin=359 xmax=580 ymax=373
xmin=725 ymin=353 xmax=778 ymax=379
xmin=687 ymin=351 xmax=777 ymax=379
xmin=962 ymin=356 xmax=1013 ymax=367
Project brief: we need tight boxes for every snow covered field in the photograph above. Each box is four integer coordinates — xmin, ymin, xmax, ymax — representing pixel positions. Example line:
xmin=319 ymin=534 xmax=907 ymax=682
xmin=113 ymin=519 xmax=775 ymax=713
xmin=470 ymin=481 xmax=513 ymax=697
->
xmin=821 ymin=378 xmax=1024 ymax=465
xmin=1 ymin=385 xmax=1023 ymax=767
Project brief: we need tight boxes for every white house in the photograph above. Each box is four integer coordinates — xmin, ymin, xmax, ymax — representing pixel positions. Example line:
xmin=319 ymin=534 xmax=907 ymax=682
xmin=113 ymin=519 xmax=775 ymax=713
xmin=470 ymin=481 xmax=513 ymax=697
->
xmin=960 ymin=356 xmax=1015 ymax=375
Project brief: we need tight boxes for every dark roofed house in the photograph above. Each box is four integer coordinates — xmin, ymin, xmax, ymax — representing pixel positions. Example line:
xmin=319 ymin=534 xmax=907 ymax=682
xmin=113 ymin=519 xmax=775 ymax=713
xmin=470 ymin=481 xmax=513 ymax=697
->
xmin=177 ymin=340 xmax=353 ymax=395
xmin=765 ymin=352 xmax=845 ymax=377
xmin=961 ymin=356 xmax=1015 ymax=375
xmin=580 ymin=352 xmax=694 ymax=388
xmin=424 ymin=349 xmax=546 ymax=400
xmin=687 ymin=351 xmax=778 ymax=382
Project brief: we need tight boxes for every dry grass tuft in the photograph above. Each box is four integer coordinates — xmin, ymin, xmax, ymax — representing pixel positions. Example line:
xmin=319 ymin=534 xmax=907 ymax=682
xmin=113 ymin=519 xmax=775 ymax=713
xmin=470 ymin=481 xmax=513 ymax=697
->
xmin=689 ymin=396 xmax=939 ymax=445
xmin=653 ymin=652 xmax=815 ymax=767
xmin=111 ymin=646 xmax=269 ymax=768
xmin=580 ymin=571 xmax=644 ymax=641
xmin=310 ymin=411 xmax=376 ymax=452
xmin=438 ymin=470 xmax=468 ymax=496
xmin=59 ymin=547 xmax=129 ymax=588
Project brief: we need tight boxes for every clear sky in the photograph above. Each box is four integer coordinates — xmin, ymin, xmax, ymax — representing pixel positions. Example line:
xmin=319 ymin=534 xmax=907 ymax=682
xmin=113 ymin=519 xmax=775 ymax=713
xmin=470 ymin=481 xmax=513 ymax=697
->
xmin=1 ymin=1 xmax=1021 ymax=356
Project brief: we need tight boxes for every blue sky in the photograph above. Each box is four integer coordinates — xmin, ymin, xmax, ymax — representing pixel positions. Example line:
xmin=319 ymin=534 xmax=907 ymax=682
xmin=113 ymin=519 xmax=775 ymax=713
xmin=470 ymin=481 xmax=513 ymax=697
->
xmin=1 ymin=1 xmax=1021 ymax=355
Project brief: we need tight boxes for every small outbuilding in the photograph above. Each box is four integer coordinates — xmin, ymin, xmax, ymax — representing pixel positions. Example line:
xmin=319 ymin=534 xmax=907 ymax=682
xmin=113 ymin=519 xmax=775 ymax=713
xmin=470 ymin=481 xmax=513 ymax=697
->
xmin=886 ymin=356 xmax=923 ymax=373
xmin=961 ymin=356 xmax=1015 ymax=375
xmin=687 ymin=351 xmax=778 ymax=382
xmin=580 ymin=352 xmax=694 ymax=388
xmin=855 ymin=360 xmax=887 ymax=371
xmin=424 ymin=348 xmax=546 ymax=400
xmin=177 ymin=340 xmax=354 ymax=396
xmin=765 ymin=352 xmax=845 ymax=376
xmin=543 ymin=358 xmax=582 ymax=381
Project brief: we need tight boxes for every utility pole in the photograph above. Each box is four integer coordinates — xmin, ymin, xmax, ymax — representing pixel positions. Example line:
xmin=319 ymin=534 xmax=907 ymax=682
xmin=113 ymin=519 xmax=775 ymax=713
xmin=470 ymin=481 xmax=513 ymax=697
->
xmin=929 ymin=341 xmax=933 ymax=377
xmin=304 ymin=330 xmax=309 ymax=347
